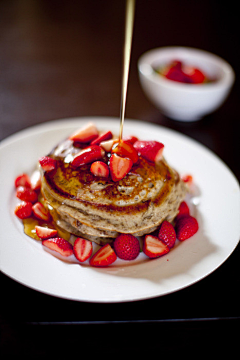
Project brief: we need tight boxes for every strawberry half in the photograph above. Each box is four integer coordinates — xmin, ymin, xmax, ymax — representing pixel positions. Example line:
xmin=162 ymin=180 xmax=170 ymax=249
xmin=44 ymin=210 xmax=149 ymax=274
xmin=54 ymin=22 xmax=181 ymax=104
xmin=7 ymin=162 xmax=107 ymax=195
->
xmin=89 ymin=244 xmax=117 ymax=267
xmin=122 ymin=135 xmax=138 ymax=145
xmin=113 ymin=234 xmax=140 ymax=260
xmin=39 ymin=156 xmax=57 ymax=172
xmin=32 ymin=202 xmax=51 ymax=221
xmin=158 ymin=221 xmax=176 ymax=248
xmin=109 ymin=153 xmax=133 ymax=182
xmin=69 ymin=123 xmax=99 ymax=143
xmin=112 ymin=140 xmax=138 ymax=163
xmin=35 ymin=225 xmax=58 ymax=240
xmin=42 ymin=237 xmax=73 ymax=257
xmin=73 ymin=237 xmax=93 ymax=262
xmin=100 ymin=139 xmax=117 ymax=152
xmin=134 ymin=140 xmax=164 ymax=163
xmin=71 ymin=145 xmax=105 ymax=167
xmin=175 ymin=201 xmax=190 ymax=221
xmin=175 ymin=215 xmax=199 ymax=241
xmin=14 ymin=201 xmax=32 ymax=219
xmin=16 ymin=186 xmax=38 ymax=203
xmin=90 ymin=161 xmax=109 ymax=178
xmin=14 ymin=173 xmax=31 ymax=188
xmin=90 ymin=131 xmax=113 ymax=145
xmin=143 ymin=235 xmax=170 ymax=259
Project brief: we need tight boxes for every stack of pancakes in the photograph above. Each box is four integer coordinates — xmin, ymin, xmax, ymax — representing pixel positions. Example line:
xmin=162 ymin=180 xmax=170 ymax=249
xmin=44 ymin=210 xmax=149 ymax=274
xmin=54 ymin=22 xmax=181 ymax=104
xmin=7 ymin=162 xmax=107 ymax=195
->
xmin=41 ymin=137 xmax=187 ymax=245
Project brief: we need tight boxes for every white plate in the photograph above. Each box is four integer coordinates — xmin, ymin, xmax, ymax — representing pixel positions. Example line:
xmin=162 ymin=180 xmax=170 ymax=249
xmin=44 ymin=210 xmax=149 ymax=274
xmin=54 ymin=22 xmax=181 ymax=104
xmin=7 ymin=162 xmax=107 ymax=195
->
xmin=0 ymin=117 xmax=239 ymax=302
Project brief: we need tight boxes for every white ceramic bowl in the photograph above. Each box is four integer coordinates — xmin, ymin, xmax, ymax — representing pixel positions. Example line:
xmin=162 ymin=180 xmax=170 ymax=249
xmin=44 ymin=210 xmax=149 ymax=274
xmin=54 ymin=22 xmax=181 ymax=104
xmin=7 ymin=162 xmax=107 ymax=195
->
xmin=138 ymin=46 xmax=235 ymax=121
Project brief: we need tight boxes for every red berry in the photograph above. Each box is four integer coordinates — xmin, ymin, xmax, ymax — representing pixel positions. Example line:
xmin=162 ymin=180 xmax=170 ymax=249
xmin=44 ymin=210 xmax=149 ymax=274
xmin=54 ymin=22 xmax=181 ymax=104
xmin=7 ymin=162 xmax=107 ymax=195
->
xmin=109 ymin=153 xmax=133 ymax=182
xmin=39 ymin=156 xmax=57 ymax=172
xmin=71 ymin=145 xmax=104 ymax=167
xmin=14 ymin=173 xmax=31 ymax=188
xmin=112 ymin=140 xmax=139 ymax=163
xmin=90 ymin=161 xmax=109 ymax=178
xmin=14 ymin=201 xmax=32 ymax=219
xmin=69 ymin=123 xmax=99 ymax=143
xmin=42 ymin=237 xmax=73 ymax=257
xmin=90 ymin=131 xmax=113 ymax=145
xmin=32 ymin=202 xmax=51 ymax=221
xmin=143 ymin=235 xmax=169 ymax=258
xmin=16 ymin=186 xmax=38 ymax=203
xmin=175 ymin=201 xmax=190 ymax=221
xmin=89 ymin=244 xmax=117 ymax=267
xmin=175 ymin=215 xmax=199 ymax=241
xmin=73 ymin=237 xmax=93 ymax=262
xmin=158 ymin=221 xmax=176 ymax=248
xmin=134 ymin=140 xmax=164 ymax=163
xmin=113 ymin=234 xmax=140 ymax=260
xmin=35 ymin=226 xmax=58 ymax=240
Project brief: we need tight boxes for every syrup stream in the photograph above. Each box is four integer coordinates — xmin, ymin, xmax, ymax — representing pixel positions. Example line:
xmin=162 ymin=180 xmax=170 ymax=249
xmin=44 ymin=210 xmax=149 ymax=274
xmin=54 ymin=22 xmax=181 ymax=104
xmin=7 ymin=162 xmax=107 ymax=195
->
xmin=119 ymin=0 xmax=136 ymax=141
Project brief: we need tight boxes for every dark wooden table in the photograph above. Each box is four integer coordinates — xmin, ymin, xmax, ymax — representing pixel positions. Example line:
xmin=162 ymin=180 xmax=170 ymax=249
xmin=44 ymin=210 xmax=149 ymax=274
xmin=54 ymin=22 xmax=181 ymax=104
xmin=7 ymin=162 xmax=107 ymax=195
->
xmin=1 ymin=0 xmax=239 ymax=356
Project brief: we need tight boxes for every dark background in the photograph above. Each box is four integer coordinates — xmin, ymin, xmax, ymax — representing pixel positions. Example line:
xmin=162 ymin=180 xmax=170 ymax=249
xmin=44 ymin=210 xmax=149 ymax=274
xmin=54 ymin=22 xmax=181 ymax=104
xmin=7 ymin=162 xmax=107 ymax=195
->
xmin=1 ymin=0 xmax=239 ymax=356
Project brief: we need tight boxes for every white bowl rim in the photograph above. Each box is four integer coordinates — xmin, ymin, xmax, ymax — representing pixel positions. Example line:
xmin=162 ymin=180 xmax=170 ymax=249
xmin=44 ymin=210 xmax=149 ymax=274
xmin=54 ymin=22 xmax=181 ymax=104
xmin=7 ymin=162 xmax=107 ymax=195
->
xmin=138 ymin=46 xmax=235 ymax=92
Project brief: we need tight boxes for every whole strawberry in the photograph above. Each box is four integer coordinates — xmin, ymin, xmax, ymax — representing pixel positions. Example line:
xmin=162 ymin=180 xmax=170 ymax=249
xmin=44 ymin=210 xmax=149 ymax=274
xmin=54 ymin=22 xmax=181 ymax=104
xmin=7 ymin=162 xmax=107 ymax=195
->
xmin=175 ymin=215 xmax=199 ymax=241
xmin=113 ymin=234 xmax=140 ymax=260
xmin=158 ymin=220 xmax=176 ymax=248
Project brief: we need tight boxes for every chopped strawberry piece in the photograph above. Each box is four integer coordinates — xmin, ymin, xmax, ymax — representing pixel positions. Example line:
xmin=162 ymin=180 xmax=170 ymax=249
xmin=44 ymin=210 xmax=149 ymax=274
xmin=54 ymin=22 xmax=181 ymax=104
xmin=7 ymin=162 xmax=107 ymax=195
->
xmin=109 ymin=154 xmax=133 ymax=182
xmin=158 ymin=221 xmax=176 ymax=248
xmin=71 ymin=145 xmax=105 ymax=167
xmin=143 ymin=235 xmax=170 ymax=259
xmin=100 ymin=139 xmax=117 ymax=152
xmin=113 ymin=234 xmax=140 ymax=260
xmin=30 ymin=170 xmax=41 ymax=191
xmin=39 ymin=156 xmax=57 ymax=172
xmin=175 ymin=201 xmax=190 ymax=221
xmin=175 ymin=215 xmax=199 ymax=241
xmin=16 ymin=186 xmax=38 ymax=203
xmin=73 ymin=237 xmax=93 ymax=262
xmin=181 ymin=174 xmax=193 ymax=185
xmin=112 ymin=140 xmax=138 ymax=163
xmin=122 ymin=135 xmax=138 ymax=145
xmin=14 ymin=173 xmax=31 ymax=188
xmin=32 ymin=202 xmax=51 ymax=221
xmin=35 ymin=226 xmax=58 ymax=240
xmin=90 ymin=161 xmax=109 ymax=178
xmin=133 ymin=140 xmax=164 ymax=163
xmin=90 ymin=131 xmax=113 ymax=145
xmin=183 ymin=67 xmax=205 ymax=84
xmin=42 ymin=237 xmax=73 ymax=257
xmin=69 ymin=123 xmax=99 ymax=143
xmin=14 ymin=201 xmax=32 ymax=219
xmin=89 ymin=244 xmax=117 ymax=267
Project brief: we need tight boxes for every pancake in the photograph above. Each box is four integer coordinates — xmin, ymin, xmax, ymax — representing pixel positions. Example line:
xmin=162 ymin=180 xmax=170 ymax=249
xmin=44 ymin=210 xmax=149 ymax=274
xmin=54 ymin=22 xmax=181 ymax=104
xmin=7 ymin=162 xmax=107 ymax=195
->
xmin=40 ymin=137 xmax=187 ymax=245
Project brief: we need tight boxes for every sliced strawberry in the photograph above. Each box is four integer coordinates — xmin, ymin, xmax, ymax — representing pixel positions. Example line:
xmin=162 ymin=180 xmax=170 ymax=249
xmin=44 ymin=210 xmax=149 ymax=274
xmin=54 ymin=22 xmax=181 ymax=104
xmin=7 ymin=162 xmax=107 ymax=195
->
xmin=143 ymin=235 xmax=170 ymax=258
xmin=42 ymin=237 xmax=73 ymax=257
xmin=181 ymin=174 xmax=193 ymax=185
xmin=175 ymin=215 xmax=199 ymax=241
xmin=122 ymin=135 xmax=138 ymax=145
xmin=71 ymin=145 xmax=105 ymax=167
xmin=112 ymin=140 xmax=138 ymax=163
xmin=90 ymin=161 xmax=109 ymax=178
xmin=133 ymin=140 xmax=164 ymax=163
xmin=73 ymin=237 xmax=93 ymax=262
xmin=158 ymin=221 xmax=176 ymax=248
xmin=175 ymin=201 xmax=190 ymax=221
xmin=35 ymin=225 xmax=58 ymax=240
xmin=69 ymin=123 xmax=99 ymax=143
xmin=90 ymin=131 xmax=113 ymax=146
xmin=183 ymin=66 xmax=205 ymax=84
xmin=30 ymin=170 xmax=41 ymax=191
xmin=100 ymin=139 xmax=117 ymax=152
xmin=89 ymin=244 xmax=117 ymax=267
xmin=109 ymin=153 xmax=133 ymax=182
xmin=113 ymin=234 xmax=140 ymax=260
xmin=14 ymin=201 xmax=32 ymax=219
xmin=14 ymin=173 xmax=31 ymax=188
xmin=39 ymin=156 xmax=57 ymax=172
xmin=32 ymin=202 xmax=51 ymax=221
xmin=16 ymin=186 xmax=38 ymax=203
